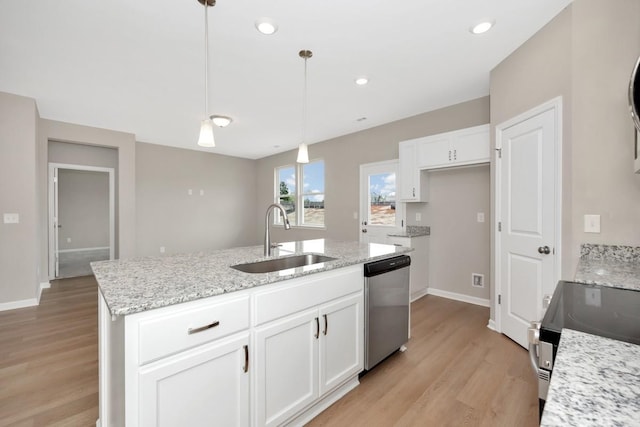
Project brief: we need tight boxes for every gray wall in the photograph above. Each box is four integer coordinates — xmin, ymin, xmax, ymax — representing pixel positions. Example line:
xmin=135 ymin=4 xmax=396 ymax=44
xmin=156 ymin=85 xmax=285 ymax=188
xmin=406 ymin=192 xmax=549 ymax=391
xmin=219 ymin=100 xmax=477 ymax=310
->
xmin=58 ymin=169 xmax=110 ymax=250
xmin=426 ymin=165 xmax=491 ymax=301
xmin=135 ymin=142 xmax=259 ymax=256
xmin=258 ymin=97 xmax=490 ymax=244
xmin=489 ymin=0 xmax=640 ymax=321
xmin=0 ymin=92 xmax=39 ymax=305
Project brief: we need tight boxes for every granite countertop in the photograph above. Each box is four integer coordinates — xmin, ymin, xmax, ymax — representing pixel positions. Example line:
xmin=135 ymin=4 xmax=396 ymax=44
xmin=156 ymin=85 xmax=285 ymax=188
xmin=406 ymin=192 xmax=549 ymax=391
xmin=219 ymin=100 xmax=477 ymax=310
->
xmin=541 ymin=329 xmax=640 ymax=427
xmin=91 ymin=239 xmax=412 ymax=317
xmin=387 ymin=225 xmax=430 ymax=238
xmin=574 ymin=244 xmax=640 ymax=291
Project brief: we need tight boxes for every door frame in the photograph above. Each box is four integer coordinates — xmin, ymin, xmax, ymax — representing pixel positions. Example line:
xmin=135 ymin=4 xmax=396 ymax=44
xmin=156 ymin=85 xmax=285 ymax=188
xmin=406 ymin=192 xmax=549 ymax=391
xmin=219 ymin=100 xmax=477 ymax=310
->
xmin=493 ymin=97 xmax=563 ymax=333
xmin=48 ymin=162 xmax=116 ymax=279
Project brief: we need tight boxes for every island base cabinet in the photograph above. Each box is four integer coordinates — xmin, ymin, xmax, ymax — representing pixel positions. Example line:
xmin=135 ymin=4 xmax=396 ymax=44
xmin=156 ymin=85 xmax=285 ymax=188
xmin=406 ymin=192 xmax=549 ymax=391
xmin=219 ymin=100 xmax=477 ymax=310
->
xmin=138 ymin=333 xmax=250 ymax=427
xmin=254 ymin=292 xmax=364 ymax=427
xmin=319 ymin=294 xmax=363 ymax=394
xmin=254 ymin=309 xmax=319 ymax=427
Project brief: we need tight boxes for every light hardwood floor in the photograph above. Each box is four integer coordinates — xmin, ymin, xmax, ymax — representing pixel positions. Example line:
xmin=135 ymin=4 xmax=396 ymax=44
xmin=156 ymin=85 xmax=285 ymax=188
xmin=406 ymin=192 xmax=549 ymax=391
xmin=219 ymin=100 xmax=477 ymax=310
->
xmin=0 ymin=277 xmax=538 ymax=426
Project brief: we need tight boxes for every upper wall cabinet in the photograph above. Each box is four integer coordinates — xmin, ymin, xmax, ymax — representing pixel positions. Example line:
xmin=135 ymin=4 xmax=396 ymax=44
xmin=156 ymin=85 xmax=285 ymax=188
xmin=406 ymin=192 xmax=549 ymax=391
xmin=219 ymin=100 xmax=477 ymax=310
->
xmin=416 ymin=124 xmax=490 ymax=170
xmin=398 ymin=140 xmax=429 ymax=202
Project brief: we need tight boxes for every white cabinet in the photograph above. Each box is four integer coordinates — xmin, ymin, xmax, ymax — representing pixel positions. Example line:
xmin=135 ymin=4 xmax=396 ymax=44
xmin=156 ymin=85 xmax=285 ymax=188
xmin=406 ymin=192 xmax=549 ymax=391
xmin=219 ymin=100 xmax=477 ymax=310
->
xmin=398 ymin=140 xmax=429 ymax=202
xmin=253 ymin=266 xmax=364 ymax=427
xmin=319 ymin=294 xmax=363 ymax=394
xmin=416 ymin=124 xmax=490 ymax=170
xmin=387 ymin=235 xmax=429 ymax=301
xmin=139 ymin=333 xmax=250 ymax=427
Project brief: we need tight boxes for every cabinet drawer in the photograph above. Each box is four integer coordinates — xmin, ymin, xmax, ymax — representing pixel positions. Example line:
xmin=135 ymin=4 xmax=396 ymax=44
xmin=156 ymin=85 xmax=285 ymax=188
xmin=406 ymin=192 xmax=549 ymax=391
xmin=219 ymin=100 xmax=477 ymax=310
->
xmin=254 ymin=265 xmax=362 ymax=326
xmin=138 ymin=296 xmax=250 ymax=364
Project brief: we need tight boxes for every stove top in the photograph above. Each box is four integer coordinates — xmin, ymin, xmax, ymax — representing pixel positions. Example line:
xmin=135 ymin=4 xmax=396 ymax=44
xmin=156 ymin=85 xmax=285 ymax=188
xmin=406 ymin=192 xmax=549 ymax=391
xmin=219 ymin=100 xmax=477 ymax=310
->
xmin=540 ymin=280 xmax=640 ymax=346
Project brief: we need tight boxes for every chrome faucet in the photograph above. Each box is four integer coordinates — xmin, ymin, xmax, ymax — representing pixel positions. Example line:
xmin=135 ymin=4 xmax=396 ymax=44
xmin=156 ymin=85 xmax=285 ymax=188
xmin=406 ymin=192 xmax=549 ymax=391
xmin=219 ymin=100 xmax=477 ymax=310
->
xmin=264 ymin=203 xmax=291 ymax=256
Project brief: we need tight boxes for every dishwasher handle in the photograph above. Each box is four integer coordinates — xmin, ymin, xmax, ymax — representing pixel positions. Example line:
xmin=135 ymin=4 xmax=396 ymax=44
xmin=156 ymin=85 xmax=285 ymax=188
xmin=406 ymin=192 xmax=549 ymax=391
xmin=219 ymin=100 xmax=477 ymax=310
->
xmin=527 ymin=321 xmax=541 ymax=375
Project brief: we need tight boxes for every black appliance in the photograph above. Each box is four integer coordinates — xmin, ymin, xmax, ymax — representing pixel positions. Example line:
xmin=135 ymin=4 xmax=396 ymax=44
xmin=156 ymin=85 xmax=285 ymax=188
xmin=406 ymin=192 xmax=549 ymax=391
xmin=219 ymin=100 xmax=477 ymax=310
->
xmin=528 ymin=280 xmax=640 ymax=420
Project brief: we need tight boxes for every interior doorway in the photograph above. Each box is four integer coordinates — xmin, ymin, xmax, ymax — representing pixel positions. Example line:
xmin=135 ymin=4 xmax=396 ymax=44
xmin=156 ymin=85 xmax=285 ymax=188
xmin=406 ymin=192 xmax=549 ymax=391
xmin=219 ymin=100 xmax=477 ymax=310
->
xmin=48 ymin=163 xmax=115 ymax=279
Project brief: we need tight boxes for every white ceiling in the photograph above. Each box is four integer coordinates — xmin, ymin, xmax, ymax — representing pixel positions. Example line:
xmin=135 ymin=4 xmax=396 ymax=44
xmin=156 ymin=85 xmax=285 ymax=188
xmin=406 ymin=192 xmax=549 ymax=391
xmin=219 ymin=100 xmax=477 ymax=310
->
xmin=0 ymin=0 xmax=571 ymax=160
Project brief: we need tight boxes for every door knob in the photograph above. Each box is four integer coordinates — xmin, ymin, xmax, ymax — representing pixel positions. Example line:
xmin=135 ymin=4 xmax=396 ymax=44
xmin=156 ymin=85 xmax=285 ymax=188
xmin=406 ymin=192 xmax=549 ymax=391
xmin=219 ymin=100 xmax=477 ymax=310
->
xmin=538 ymin=246 xmax=551 ymax=255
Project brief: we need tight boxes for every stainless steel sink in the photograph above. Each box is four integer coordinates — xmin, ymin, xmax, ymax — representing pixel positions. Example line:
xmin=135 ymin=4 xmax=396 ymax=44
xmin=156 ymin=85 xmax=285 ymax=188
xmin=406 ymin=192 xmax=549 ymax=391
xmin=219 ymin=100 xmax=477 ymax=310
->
xmin=231 ymin=254 xmax=337 ymax=274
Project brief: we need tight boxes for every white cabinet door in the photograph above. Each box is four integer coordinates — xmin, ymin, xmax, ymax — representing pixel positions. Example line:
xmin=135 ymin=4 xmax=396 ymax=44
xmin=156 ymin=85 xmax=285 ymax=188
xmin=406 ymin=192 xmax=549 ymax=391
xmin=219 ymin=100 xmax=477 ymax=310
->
xmin=138 ymin=333 xmax=250 ymax=427
xmin=319 ymin=293 xmax=364 ymax=394
xmin=451 ymin=125 xmax=490 ymax=165
xmin=255 ymin=308 xmax=319 ymax=427
xmin=417 ymin=136 xmax=450 ymax=169
xmin=399 ymin=141 xmax=418 ymax=201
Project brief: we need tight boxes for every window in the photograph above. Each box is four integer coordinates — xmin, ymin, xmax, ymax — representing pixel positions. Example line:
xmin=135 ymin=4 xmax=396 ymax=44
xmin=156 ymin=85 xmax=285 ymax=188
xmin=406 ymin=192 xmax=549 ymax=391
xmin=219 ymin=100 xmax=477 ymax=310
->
xmin=276 ymin=160 xmax=325 ymax=227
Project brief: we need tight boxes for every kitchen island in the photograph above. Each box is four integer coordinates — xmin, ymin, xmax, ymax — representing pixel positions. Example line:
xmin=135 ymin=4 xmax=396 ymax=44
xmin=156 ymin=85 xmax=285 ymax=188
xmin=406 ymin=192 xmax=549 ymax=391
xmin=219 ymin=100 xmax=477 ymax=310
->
xmin=93 ymin=239 xmax=411 ymax=427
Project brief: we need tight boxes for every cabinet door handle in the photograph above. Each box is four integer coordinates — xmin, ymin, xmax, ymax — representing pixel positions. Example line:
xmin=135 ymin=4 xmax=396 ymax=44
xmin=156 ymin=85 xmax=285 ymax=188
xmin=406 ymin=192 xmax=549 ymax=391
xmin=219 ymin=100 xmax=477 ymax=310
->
xmin=412 ymin=187 xmax=415 ymax=197
xmin=323 ymin=314 xmax=328 ymax=336
xmin=243 ymin=345 xmax=249 ymax=373
xmin=454 ymin=149 xmax=457 ymax=160
xmin=187 ymin=320 xmax=220 ymax=335
xmin=315 ymin=317 xmax=320 ymax=339
xmin=448 ymin=150 xmax=451 ymax=161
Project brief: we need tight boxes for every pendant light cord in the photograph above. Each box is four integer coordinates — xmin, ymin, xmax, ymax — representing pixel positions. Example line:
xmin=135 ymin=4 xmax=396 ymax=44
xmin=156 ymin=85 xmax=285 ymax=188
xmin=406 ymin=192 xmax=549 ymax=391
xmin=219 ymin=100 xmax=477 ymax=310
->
xmin=204 ymin=2 xmax=209 ymax=118
xmin=302 ymin=56 xmax=308 ymax=144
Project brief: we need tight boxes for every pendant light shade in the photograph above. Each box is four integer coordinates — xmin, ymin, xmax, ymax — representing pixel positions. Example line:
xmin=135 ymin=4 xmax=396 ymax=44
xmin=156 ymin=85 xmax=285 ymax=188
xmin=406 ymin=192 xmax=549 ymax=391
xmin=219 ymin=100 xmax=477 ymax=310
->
xmin=296 ymin=142 xmax=309 ymax=163
xmin=297 ymin=49 xmax=313 ymax=164
xmin=197 ymin=0 xmax=216 ymax=147
xmin=198 ymin=119 xmax=215 ymax=147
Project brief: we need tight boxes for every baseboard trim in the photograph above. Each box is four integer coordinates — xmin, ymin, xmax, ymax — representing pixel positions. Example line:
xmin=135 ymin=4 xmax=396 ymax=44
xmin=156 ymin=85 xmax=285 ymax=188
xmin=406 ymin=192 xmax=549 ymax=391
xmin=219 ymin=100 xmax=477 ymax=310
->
xmin=427 ymin=288 xmax=490 ymax=308
xmin=410 ymin=287 xmax=429 ymax=303
xmin=0 ymin=297 xmax=38 ymax=312
xmin=37 ymin=281 xmax=51 ymax=303
xmin=487 ymin=319 xmax=497 ymax=331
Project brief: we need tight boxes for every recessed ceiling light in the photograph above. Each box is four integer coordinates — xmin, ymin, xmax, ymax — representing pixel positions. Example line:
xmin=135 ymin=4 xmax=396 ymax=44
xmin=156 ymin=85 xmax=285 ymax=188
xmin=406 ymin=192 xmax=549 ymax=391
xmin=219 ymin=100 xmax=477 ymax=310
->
xmin=210 ymin=115 xmax=232 ymax=127
xmin=355 ymin=76 xmax=369 ymax=86
xmin=470 ymin=21 xmax=494 ymax=35
xmin=255 ymin=18 xmax=278 ymax=35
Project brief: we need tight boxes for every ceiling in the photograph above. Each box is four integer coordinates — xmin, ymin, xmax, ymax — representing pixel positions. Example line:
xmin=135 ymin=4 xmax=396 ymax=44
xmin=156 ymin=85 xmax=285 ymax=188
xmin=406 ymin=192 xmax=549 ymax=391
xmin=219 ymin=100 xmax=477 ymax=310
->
xmin=0 ymin=0 xmax=571 ymax=160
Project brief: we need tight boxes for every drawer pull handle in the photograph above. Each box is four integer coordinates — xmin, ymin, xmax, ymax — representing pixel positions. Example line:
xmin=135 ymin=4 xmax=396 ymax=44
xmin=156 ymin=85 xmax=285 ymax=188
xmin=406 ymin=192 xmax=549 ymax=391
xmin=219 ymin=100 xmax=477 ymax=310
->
xmin=243 ymin=345 xmax=249 ymax=373
xmin=323 ymin=314 xmax=328 ymax=336
xmin=188 ymin=320 xmax=220 ymax=335
xmin=315 ymin=317 xmax=320 ymax=339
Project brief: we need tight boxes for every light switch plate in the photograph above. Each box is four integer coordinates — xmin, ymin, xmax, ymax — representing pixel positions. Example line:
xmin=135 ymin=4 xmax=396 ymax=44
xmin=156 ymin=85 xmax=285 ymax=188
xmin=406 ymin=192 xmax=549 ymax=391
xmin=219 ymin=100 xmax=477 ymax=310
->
xmin=584 ymin=214 xmax=601 ymax=233
xmin=3 ymin=213 xmax=19 ymax=224
xmin=477 ymin=212 xmax=485 ymax=223
xmin=415 ymin=213 xmax=422 ymax=222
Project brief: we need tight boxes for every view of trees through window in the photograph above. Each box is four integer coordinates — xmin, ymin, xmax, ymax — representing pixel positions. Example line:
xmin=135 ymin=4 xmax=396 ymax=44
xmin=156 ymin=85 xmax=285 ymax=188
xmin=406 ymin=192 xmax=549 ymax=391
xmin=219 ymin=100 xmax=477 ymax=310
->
xmin=276 ymin=160 xmax=324 ymax=227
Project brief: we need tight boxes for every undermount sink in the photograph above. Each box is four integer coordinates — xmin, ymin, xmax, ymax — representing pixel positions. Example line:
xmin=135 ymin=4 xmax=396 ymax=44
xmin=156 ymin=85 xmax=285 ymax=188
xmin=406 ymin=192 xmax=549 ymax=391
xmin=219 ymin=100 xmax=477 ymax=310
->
xmin=231 ymin=254 xmax=337 ymax=274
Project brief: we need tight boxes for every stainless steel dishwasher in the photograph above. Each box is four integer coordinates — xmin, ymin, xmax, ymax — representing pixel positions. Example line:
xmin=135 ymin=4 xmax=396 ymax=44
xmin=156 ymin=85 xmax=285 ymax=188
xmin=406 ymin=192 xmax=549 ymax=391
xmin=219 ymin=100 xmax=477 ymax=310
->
xmin=364 ymin=255 xmax=411 ymax=370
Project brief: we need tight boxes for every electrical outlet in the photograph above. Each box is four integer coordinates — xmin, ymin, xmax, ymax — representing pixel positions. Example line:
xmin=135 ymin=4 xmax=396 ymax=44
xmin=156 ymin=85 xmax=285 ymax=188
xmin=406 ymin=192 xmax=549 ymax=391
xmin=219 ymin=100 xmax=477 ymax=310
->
xmin=415 ymin=213 xmax=422 ymax=222
xmin=584 ymin=214 xmax=601 ymax=233
xmin=3 ymin=213 xmax=19 ymax=224
xmin=353 ymin=212 xmax=358 ymax=220
xmin=188 ymin=189 xmax=193 ymax=196
xmin=200 ymin=189 xmax=204 ymax=196
xmin=477 ymin=212 xmax=485 ymax=223
xmin=160 ymin=246 xmax=166 ymax=253
xmin=472 ymin=273 xmax=484 ymax=288
xmin=67 ymin=238 xmax=71 ymax=243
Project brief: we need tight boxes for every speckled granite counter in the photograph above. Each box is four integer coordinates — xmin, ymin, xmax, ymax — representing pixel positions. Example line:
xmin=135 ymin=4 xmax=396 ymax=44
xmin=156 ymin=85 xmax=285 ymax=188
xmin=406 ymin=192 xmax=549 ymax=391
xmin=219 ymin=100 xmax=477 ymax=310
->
xmin=574 ymin=244 xmax=640 ymax=291
xmin=387 ymin=225 xmax=430 ymax=238
xmin=541 ymin=329 xmax=640 ymax=427
xmin=91 ymin=239 xmax=411 ymax=317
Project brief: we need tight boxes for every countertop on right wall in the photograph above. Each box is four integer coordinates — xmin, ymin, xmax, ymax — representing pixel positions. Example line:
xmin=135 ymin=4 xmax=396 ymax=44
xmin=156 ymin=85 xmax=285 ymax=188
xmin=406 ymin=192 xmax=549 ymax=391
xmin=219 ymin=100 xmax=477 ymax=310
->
xmin=574 ymin=244 xmax=640 ymax=291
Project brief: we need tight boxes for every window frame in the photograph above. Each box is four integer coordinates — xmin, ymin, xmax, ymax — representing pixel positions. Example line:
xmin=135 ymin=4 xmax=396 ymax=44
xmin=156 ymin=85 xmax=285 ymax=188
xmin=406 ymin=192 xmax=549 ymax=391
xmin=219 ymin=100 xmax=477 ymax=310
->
xmin=274 ymin=159 xmax=325 ymax=229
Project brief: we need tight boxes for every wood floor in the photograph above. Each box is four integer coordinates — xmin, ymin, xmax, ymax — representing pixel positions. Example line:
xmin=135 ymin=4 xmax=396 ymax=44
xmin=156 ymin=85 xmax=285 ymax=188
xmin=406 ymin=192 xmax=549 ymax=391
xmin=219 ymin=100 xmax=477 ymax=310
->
xmin=0 ymin=278 xmax=538 ymax=427
xmin=0 ymin=276 xmax=98 ymax=427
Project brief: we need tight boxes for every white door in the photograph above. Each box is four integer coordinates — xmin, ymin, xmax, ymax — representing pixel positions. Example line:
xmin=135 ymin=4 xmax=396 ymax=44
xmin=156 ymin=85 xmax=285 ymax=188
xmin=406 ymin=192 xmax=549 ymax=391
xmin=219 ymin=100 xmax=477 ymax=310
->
xmin=359 ymin=160 xmax=404 ymax=243
xmin=254 ymin=308 xmax=319 ymax=427
xmin=138 ymin=333 xmax=250 ymax=427
xmin=319 ymin=293 xmax=363 ymax=394
xmin=496 ymin=100 xmax=560 ymax=348
xmin=52 ymin=167 xmax=60 ymax=277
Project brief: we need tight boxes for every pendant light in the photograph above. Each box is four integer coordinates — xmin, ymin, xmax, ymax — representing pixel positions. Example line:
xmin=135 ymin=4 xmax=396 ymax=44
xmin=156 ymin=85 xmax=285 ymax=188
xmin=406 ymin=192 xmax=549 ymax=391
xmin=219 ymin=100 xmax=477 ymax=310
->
xmin=297 ymin=49 xmax=313 ymax=163
xmin=197 ymin=0 xmax=216 ymax=147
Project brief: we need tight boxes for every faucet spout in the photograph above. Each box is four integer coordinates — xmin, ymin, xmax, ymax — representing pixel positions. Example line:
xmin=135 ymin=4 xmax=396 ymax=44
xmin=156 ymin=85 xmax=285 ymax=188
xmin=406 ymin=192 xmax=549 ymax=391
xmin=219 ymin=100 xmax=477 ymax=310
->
xmin=264 ymin=203 xmax=291 ymax=256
